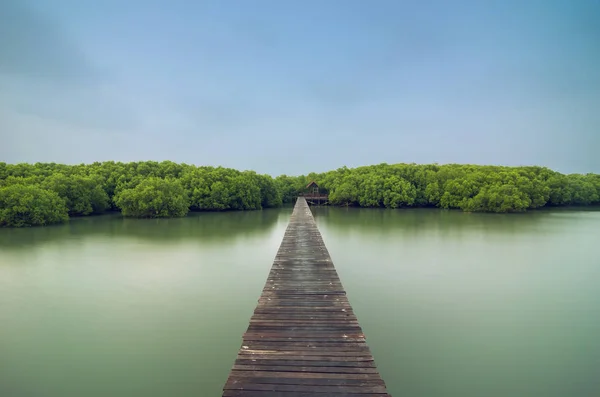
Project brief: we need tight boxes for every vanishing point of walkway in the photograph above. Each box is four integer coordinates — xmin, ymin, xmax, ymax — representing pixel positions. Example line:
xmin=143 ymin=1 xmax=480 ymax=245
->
xmin=222 ymin=197 xmax=390 ymax=396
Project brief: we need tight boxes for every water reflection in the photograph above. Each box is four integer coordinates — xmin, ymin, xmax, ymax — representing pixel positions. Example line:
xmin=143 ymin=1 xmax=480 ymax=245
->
xmin=312 ymin=206 xmax=597 ymax=239
xmin=0 ymin=208 xmax=291 ymax=251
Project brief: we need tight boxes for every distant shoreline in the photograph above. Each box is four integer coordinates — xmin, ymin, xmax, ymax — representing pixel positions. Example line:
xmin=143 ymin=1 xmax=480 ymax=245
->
xmin=1 ymin=161 xmax=599 ymax=227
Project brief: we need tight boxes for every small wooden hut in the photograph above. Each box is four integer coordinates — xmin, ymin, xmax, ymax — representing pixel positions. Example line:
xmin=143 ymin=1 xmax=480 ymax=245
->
xmin=303 ymin=181 xmax=328 ymax=205
xmin=306 ymin=181 xmax=320 ymax=196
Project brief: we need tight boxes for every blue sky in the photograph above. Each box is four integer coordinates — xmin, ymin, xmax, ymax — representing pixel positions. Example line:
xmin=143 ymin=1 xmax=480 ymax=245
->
xmin=1 ymin=0 xmax=598 ymax=175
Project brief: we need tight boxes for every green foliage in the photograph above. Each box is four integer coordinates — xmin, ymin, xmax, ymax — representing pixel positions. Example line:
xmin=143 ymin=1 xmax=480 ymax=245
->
xmin=1 ymin=161 xmax=598 ymax=227
xmin=306 ymin=163 xmax=600 ymax=213
xmin=0 ymin=161 xmax=287 ymax=226
xmin=463 ymin=184 xmax=531 ymax=213
xmin=382 ymin=176 xmax=417 ymax=208
xmin=275 ymin=175 xmax=306 ymax=204
xmin=115 ymin=177 xmax=190 ymax=218
xmin=0 ymin=184 xmax=69 ymax=227
xmin=42 ymin=174 xmax=109 ymax=216
xmin=179 ymin=167 xmax=271 ymax=211
xmin=251 ymin=172 xmax=283 ymax=208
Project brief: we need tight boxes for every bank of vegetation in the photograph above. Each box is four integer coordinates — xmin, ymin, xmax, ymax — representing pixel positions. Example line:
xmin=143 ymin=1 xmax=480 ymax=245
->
xmin=0 ymin=162 xmax=598 ymax=227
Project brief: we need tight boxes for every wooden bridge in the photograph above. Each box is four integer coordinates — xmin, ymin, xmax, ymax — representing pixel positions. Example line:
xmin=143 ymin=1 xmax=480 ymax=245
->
xmin=221 ymin=197 xmax=390 ymax=396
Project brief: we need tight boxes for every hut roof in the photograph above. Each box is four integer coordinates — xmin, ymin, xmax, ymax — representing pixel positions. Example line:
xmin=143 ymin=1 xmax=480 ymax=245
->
xmin=306 ymin=181 xmax=319 ymax=189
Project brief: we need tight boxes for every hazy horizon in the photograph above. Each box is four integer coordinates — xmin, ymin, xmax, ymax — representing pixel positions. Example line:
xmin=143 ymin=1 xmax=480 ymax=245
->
xmin=1 ymin=0 xmax=599 ymax=175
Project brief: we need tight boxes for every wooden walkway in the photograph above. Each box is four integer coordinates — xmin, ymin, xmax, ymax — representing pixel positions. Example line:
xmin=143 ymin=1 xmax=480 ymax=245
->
xmin=222 ymin=197 xmax=390 ymax=396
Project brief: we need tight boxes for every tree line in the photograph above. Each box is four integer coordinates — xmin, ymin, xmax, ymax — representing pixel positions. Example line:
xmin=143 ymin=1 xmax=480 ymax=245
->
xmin=312 ymin=163 xmax=600 ymax=212
xmin=0 ymin=161 xmax=598 ymax=227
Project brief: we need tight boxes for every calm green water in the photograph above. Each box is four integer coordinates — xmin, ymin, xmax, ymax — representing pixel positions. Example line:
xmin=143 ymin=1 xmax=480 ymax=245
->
xmin=1 ymin=207 xmax=599 ymax=396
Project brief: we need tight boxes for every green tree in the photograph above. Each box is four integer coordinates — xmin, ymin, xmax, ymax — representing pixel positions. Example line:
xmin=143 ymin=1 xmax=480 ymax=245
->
xmin=329 ymin=176 xmax=360 ymax=206
xmin=115 ymin=178 xmax=189 ymax=218
xmin=250 ymin=172 xmax=282 ymax=208
xmin=230 ymin=175 xmax=262 ymax=210
xmin=547 ymin=174 xmax=572 ymax=205
xmin=464 ymin=184 xmax=530 ymax=212
xmin=0 ymin=184 xmax=69 ymax=227
xmin=42 ymin=174 xmax=109 ymax=216
xmin=382 ymin=176 xmax=417 ymax=208
xmin=275 ymin=175 xmax=304 ymax=203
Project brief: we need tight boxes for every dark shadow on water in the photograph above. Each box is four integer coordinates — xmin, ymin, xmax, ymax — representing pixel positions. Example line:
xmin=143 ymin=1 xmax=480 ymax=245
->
xmin=0 ymin=208 xmax=290 ymax=251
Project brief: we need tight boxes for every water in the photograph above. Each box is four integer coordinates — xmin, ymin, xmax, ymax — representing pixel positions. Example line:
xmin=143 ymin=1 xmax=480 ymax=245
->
xmin=1 ymin=207 xmax=599 ymax=396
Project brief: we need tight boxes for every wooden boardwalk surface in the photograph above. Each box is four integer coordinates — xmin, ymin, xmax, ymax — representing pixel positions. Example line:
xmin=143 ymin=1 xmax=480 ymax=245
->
xmin=222 ymin=197 xmax=390 ymax=396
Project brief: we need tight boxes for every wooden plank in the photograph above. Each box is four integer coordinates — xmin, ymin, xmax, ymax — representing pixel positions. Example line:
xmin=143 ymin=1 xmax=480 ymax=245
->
xmin=224 ymin=381 xmax=388 ymax=393
xmin=252 ymin=308 xmax=353 ymax=312
xmin=248 ymin=316 xmax=359 ymax=321
xmin=249 ymin=319 xmax=360 ymax=323
xmin=238 ymin=351 xmax=373 ymax=357
xmin=241 ymin=336 xmax=366 ymax=343
xmin=234 ymin=355 xmax=374 ymax=362
xmin=226 ymin=377 xmax=385 ymax=386
xmin=224 ymin=392 xmax=390 ymax=397
xmin=231 ymin=365 xmax=380 ymax=374
xmin=238 ymin=345 xmax=372 ymax=352
xmin=221 ymin=197 xmax=389 ymax=396
xmin=235 ymin=359 xmax=376 ymax=368
xmin=228 ymin=371 xmax=383 ymax=380
xmin=246 ymin=327 xmax=364 ymax=332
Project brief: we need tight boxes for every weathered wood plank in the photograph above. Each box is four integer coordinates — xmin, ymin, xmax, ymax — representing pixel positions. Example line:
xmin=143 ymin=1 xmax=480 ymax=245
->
xmin=238 ymin=351 xmax=373 ymax=357
xmin=224 ymin=381 xmax=388 ymax=393
xmin=228 ymin=371 xmax=383 ymax=380
xmin=235 ymin=355 xmax=374 ymax=362
xmin=231 ymin=365 xmax=380 ymax=374
xmin=238 ymin=344 xmax=372 ymax=352
xmin=223 ymin=392 xmax=391 ymax=397
xmin=226 ymin=376 xmax=385 ymax=386
xmin=221 ymin=197 xmax=389 ymax=396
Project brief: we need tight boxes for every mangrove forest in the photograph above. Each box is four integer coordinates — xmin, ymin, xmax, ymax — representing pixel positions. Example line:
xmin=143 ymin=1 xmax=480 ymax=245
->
xmin=0 ymin=161 xmax=599 ymax=227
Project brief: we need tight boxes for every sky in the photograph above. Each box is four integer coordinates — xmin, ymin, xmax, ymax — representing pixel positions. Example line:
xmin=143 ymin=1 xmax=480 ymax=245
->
xmin=0 ymin=0 xmax=599 ymax=175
